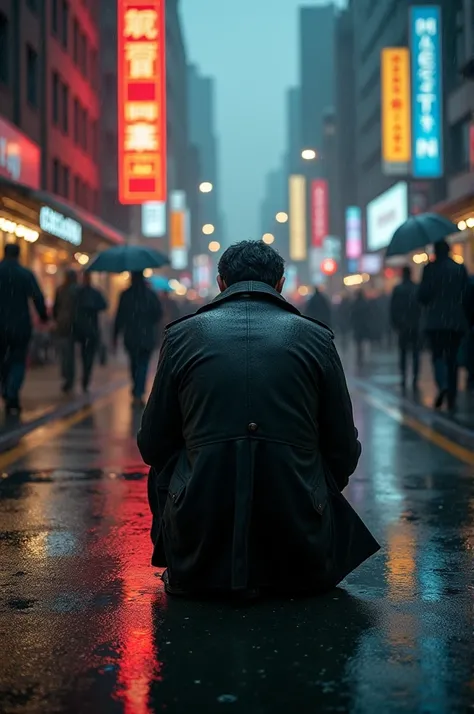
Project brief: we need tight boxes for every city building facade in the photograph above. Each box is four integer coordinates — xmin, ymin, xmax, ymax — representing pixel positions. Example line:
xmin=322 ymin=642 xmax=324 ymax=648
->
xmin=0 ymin=0 xmax=123 ymax=304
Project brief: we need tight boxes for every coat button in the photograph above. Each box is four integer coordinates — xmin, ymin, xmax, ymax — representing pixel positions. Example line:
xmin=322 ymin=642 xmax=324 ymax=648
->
xmin=248 ymin=422 xmax=259 ymax=432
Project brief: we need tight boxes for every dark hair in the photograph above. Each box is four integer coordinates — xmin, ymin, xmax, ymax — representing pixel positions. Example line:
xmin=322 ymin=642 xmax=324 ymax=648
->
xmin=434 ymin=240 xmax=450 ymax=258
xmin=402 ymin=265 xmax=411 ymax=280
xmin=218 ymin=240 xmax=285 ymax=287
xmin=4 ymin=243 xmax=20 ymax=259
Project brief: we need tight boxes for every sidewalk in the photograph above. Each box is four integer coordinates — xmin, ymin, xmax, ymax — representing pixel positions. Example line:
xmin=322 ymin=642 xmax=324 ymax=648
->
xmin=0 ymin=353 xmax=129 ymax=448
xmin=343 ymin=343 xmax=474 ymax=444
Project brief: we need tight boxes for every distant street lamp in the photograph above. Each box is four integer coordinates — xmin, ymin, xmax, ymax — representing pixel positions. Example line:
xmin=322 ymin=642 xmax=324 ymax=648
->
xmin=208 ymin=240 xmax=221 ymax=252
xmin=301 ymin=149 xmax=317 ymax=161
xmin=199 ymin=182 xmax=213 ymax=193
xmin=202 ymin=223 xmax=215 ymax=235
xmin=275 ymin=212 xmax=288 ymax=223
xmin=262 ymin=233 xmax=275 ymax=245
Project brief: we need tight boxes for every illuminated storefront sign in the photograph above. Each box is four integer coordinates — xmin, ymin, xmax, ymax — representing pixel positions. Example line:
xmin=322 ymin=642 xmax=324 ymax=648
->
xmin=0 ymin=116 xmax=40 ymax=189
xmin=367 ymin=182 xmax=408 ymax=252
xmin=141 ymin=201 xmax=166 ymax=237
xmin=0 ymin=216 xmax=39 ymax=243
xmin=289 ymin=175 xmax=306 ymax=261
xmin=118 ymin=0 xmax=167 ymax=204
xmin=311 ymin=179 xmax=328 ymax=248
xmin=170 ymin=191 xmax=187 ymax=269
xmin=39 ymin=206 xmax=82 ymax=246
xmin=345 ymin=206 xmax=362 ymax=260
xmin=411 ymin=6 xmax=443 ymax=178
xmin=381 ymin=48 xmax=411 ymax=175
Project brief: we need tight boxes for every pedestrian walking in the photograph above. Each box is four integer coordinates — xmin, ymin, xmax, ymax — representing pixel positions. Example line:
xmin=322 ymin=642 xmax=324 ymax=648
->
xmin=74 ymin=273 xmax=108 ymax=393
xmin=304 ymin=286 xmax=332 ymax=326
xmin=390 ymin=266 xmax=421 ymax=392
xmin=351 ymin=291 xmax=371 ymax=366
xmin=0 ymin=243 xmax=48 ymax=414
xmin=53 ymin=270 xmax=79 ymax=393
xmin=418 ymin=240 xmax=469 ymax=413
xmin=138 ymin=240 xmax=379 ymax=599
xmin=114 ymin=271 xmax=163 ymax=406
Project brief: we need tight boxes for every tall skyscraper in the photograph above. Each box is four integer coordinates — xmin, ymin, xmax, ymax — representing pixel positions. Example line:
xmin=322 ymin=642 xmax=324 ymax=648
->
xmin=299 ymin=4 xmax=336 ymax=163
xmin=187 ymin=64 xmax=223 ymax=250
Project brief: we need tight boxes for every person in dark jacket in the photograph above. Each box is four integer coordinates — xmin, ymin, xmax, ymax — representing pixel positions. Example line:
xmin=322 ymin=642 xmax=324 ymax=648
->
xmin=114 ymin=271 xmax=163 ymax=406
xmin=0 ymin=243 xmax=48 ymax=414
xmin=390 ymin=266 xmax=422 ymax=391
xmin=304 ymin=287 xmax=332 ymax=326
xmin=418 ymin=240 xmax=469 ymax=412
xmin=53 ymin=269 xmax=79 ymax=393
xmin=74 ymin=273 xmax=108 ymax=392
xmin=138 ymin=240 xmax=379 ymax=599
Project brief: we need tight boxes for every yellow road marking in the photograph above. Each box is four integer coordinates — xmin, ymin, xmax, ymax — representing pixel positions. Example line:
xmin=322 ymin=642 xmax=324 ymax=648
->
xmin=0 ymin=387 xmax=129 ymax=472
xmin=361 ymin=391 xmax=474 ymax=466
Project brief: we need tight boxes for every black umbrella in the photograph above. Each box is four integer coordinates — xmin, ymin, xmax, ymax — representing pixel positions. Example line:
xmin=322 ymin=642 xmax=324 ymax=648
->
xmin=86 ymin=245 xmax=169 ymax=273
xmin=385 ymin=213 xmax=459 ymax=258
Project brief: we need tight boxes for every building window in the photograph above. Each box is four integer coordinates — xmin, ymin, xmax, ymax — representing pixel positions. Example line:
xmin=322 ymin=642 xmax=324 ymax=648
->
xmin=53 ymin=159 xmax=60 ymax=194
xmin=73 ymin=18 xmax=79 ymax=63
xmin=73 ymin=98 xmax=79 ymax=143
xmin=0 ymin=14 xmax=9 ymax=85
xmin=52 ymin=72 xmax=59 ymax=124
xmin=61 ymin=82 xmax=69 ymax=134
xmin=62 ymin=0 xmax=69 ymax=48
xmin=82 ymin=107 xmax=88 ymax=150
xmin=80 ymin=33 xmax=87 ymax=76
xmin=63 ymin=165 xmax=69 ymax=198
xmin=26 ymin=45 xmax=38 ymax=108
xmin=90 ymin=48 xmax=97 ymax=89
xmin=51 ymin=0 xmax=58 ymax=35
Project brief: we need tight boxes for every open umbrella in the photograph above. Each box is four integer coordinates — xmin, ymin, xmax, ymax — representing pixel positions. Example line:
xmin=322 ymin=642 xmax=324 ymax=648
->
xmin=86 ymin=245 xmax=169 ymax=273
xmin=386 ymin=213 xmax=459 ymax=258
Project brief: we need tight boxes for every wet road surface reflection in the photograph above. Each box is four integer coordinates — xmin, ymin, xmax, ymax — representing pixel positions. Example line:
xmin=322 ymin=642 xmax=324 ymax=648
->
xmin=0 ymin=392 xmax=473 ymax=713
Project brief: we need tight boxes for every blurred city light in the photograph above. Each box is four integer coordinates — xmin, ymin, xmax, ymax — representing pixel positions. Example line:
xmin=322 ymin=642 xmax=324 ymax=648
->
xmin=74 ymin=252 xmax=90 ymax=266
xmin=466 ymin=217 xmax=474 ymax=228
xmin=458 ymin=220 xmax=467 ymax=231
xmin=276 ymin=212 xmax=288 ymax=223
xmin=199 ymin=182 xmax=213 ymax=193
xmin=412 ymin=252 xmax=428 ymax=264
xmin=208 ymin=240 xmax=221 ymax=252
xmin=143 ymin=268 xmax=153 ymax=278
xmin=321 ymin=258 xmax=337 ymax=276
xmin=343 ymin=274 xmax=370 ymax=287
xmin=298 ymin=285 xmax=310 ymax=296
xmin=202 ymin=223 xmax=215 ymax=235
xmin=262 ymin=233 xmax=275 ymax=244
xmin=453 ymin=254 xmax=464 ymax=264
xmin=301 ymin=149 xmax=317 ymax=160
xmin=168 ymin=278 xmax=181 ymax=291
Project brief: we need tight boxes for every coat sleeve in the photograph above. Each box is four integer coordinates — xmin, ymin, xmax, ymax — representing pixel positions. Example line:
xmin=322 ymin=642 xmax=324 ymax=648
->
xmin=29 ymin=273 xmax=48 ymax=322
xmin=319 ymin=338 xmax=361 ymax=491
xmin=137 ymin=331 xmax=183 ymax=475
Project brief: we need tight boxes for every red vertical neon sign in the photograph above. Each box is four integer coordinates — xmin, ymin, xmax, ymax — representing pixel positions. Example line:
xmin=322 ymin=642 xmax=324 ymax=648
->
xmin=311 ymin=179 xmax=328 ymax=247
xmin=118 ymin=0 xmax=167 ymax=204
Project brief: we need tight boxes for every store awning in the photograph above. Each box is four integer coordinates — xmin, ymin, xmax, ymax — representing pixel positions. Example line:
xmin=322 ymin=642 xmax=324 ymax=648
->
xmin=0 ymin=176 xmax=126 ymax=246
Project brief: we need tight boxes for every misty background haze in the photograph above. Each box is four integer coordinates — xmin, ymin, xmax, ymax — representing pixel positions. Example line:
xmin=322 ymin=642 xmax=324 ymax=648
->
xmin=181 ymin=0 xmax=345 ymax=245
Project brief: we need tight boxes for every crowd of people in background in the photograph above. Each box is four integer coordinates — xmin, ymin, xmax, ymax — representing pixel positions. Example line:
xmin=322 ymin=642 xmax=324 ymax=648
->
xmin=305 ymin=240 xmax=474 ymax=416
xmin=1 ymin=237 xmax=474 ymax=419
xmin=0 ymin=244 xmax=194 ymax=416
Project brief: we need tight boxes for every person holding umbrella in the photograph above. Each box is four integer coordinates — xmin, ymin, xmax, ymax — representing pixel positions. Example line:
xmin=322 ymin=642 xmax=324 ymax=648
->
xmin=418 ymin=240 xmax=469 ymax=413
xmin=86 ymin=244 xmax=169 ymax=406
xmin=114 ymin=272 xmax=163 ymax=406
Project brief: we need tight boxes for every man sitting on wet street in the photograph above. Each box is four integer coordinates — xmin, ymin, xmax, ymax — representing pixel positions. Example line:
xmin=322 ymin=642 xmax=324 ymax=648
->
xmin=138 ymin=241 xmax=379 ymax=598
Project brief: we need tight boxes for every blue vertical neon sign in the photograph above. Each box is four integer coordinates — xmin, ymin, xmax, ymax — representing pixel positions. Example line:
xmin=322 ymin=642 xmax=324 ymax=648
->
xmin=411 ymin=6 xmax=443 ymax=178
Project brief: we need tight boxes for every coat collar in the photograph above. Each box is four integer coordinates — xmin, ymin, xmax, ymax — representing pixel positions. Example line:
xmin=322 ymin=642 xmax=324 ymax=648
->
xmin=196 ymin=281 xmax=301 ymax=316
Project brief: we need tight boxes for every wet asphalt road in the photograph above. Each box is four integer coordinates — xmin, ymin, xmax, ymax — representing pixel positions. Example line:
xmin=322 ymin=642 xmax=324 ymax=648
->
xmin=0 ymin=385 xmax=473 ymax=714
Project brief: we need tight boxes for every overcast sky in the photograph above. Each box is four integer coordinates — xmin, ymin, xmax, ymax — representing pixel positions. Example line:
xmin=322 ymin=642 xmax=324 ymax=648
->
xmin=180 ymin=0 xmax=344 ymax=245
